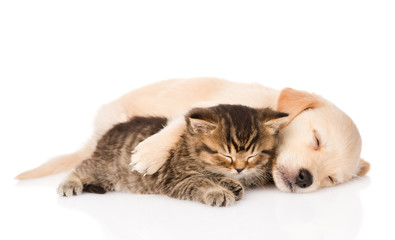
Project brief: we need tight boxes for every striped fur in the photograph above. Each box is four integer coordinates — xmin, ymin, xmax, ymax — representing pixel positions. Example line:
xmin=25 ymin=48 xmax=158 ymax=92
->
xmin=58 ymin=105 xmax=288 ymax=207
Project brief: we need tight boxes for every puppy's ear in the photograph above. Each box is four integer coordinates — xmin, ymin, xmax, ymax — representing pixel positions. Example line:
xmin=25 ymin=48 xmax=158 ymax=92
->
xmin=186 ymin=108 xmax=218 ymax=135
xmin=357 ymin=159 xmax=370 ymax=177
xmin=277 ymin=88 xmax=322 ymax=121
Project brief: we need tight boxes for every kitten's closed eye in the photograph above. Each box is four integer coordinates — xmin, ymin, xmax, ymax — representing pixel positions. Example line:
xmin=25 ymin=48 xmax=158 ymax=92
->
xmin=201 ymin=144 xmax=218 ymax=154
xmin=247 ymin=154 xmax=259 ymax=162
xmin=220 ymin=154 xmax=233 ymax=163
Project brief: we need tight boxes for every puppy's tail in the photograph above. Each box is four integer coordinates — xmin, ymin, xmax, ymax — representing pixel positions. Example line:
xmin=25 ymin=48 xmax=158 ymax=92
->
xmin=15 ymin=142 xmax=94 ymax=180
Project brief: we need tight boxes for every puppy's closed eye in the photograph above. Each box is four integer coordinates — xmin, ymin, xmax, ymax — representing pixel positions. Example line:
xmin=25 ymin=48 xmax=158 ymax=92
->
xmin=328 ymin=176 xmax=335 ymax=184
xmin=313 ymin=130 xmax=321 ymax=150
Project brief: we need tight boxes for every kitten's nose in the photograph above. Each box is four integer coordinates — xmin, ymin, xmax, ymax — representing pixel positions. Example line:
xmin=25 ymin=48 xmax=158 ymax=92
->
xmin=235 ymin=168 xmax=244 ymax=173
xmin=295 ymin=169 xmax=313 ymax=188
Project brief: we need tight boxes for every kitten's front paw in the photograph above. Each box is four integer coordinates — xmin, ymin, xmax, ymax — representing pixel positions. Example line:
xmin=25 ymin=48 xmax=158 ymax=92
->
xmin=203 ymin=188 xmax=236 ymax=207
xmin=219 ymin=178 xmax=244 ymax=201
xmin=57 ymin=180 xmax=83 ymax=197
xmin=130 ymin=136 xmax=170 ymax=175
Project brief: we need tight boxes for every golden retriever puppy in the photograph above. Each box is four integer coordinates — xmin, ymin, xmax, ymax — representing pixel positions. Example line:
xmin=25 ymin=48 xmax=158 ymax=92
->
xmin=273 ymin=89 xmax=369 ymax=192
xmin=16 ymin=78 xmax=369 ymax=193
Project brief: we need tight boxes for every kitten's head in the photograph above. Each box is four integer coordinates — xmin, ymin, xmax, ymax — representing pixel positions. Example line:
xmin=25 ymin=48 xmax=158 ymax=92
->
xmin=185 ymin=104 xmax=289 ymax=183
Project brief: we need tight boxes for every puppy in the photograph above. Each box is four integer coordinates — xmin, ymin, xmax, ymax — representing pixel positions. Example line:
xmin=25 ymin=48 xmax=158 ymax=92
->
xmin=273 ymin=88 xmax=369 ymax=192
xmin=16 ymin=78 xmax=370 ymax=193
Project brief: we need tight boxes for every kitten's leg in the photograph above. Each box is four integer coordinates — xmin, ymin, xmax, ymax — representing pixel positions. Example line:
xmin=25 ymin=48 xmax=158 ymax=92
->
xmin=218 ymin=178 xmax=245 ymax=201
xmin=170 ymin=177 xmax=236 ymax=207
xmin=57 ymin=172 xmax=84 ymax=197
xmin=57 ymin=158 xmax=107 ymax=197
xmin=203 ymin=188 xmax=236 ymax=207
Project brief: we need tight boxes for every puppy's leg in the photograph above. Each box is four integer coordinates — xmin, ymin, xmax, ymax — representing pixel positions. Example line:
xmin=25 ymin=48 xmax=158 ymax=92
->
xmin=130 ymin=101 xmax=218 ymax=175
xmin=130 ymin=116 xmax=186 ymax=175
xmin=92 ymin=99 xmax=129 ymax=141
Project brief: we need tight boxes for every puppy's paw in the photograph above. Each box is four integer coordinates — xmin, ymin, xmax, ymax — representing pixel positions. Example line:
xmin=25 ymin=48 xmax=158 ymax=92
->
xmin=203 ymin=188 xmax=236 ymax=207
xmin=130 ymin=136 xmax=170 ymax=175
xmin=57 ymin=180 xmax=83 ymax=197
xmin=219 ymin=178 xmax=244 ymax=201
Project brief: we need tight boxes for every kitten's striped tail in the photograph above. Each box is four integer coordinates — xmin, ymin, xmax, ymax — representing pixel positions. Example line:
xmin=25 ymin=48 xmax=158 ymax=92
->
xmin=15 ymin=142 xmax=94 ymax=180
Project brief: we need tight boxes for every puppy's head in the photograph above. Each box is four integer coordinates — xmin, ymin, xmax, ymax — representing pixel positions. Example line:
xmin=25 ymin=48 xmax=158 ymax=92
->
xmin=273 ymin=88 xmax=370 ymax=193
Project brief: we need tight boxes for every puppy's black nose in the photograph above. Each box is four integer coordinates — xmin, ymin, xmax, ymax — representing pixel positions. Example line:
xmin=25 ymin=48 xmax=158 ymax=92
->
xmin=295 ymin=169 xmax=313 ymax=188
xmin=235 ymin=168 xmax=244 ymax=173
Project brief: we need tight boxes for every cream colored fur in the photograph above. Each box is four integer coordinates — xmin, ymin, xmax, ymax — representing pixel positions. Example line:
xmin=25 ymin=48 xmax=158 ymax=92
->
xmin=17 ymin=78 xmax=277 ymax=178
xmin=274 ymin=89 xmax=369 ymax=192
xmin=15 ymin=77 xmax=369 ymax=193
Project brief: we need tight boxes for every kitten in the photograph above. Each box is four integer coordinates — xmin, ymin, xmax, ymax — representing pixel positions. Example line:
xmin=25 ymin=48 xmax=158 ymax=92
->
xmin=58 ymin=105 xmax=288 ymax=207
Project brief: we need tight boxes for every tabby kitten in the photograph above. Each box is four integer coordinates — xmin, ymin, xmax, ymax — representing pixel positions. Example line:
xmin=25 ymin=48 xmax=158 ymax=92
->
xmin=58 ymin=105 xmax=288 ymax=207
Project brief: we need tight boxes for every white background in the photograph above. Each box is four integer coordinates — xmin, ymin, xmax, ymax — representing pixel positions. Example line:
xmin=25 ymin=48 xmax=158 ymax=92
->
xmin=1 ymin=1 xmax=394 ymax=240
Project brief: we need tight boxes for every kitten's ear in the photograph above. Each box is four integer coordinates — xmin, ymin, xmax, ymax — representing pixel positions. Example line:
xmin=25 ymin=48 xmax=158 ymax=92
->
xmin=259 ymin=108 xmax=290 ymax=134
xmin=265 ymin=116 xmax=289 ymax=134
xmin=186 ymin=108 xmax=218 ymax=135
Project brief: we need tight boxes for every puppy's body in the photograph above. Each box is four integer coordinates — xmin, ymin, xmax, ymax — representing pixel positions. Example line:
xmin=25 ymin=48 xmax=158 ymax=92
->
xmin=17 ymin=78 xmax=278 ymax=177
xmin=17 ymin=77 xmax=369 ymax=193
xmin=58 ymin=105 xmax=286 ymax=206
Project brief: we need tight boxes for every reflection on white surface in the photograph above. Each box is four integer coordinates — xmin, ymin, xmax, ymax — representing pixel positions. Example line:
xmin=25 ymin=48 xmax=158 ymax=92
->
xmin=54 ymin=177 xmax=370 ymax=240
xmin=273 ymin=179 xmax=368 ymax=240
